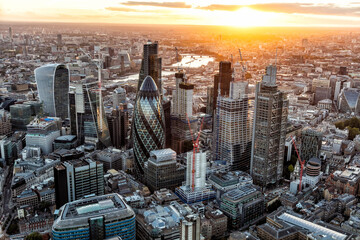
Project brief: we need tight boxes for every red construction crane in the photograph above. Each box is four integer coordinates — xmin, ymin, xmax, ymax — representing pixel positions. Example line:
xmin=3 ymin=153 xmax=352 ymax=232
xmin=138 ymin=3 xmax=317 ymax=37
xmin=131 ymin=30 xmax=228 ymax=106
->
xmin=186 ymin=114 xmax=204 ymax=191
xmin=291 ymin=136 xmax=305 ymax=192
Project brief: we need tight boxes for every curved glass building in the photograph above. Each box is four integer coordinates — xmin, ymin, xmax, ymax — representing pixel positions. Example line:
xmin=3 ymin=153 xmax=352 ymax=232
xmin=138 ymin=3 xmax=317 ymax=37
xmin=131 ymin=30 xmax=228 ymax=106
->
xmin=133 ymin=76 xmax=165 ymax=177
xmin=35 ymin=64 xmax=69 ymax=119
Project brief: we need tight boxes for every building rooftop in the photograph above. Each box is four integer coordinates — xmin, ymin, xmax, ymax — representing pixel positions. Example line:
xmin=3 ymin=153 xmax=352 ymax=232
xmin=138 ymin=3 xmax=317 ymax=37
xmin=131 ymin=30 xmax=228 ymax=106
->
xmin=223 ymin=184 xmax=258 ymax=202
xmin=278 ymin=212 xmax=347 ymax=240
xmin=53 ymin=193 xmax=135 ymax=230
xmin=62 ymin=193 xmax=126 ymax=220
xmin=150 ymin=148 xmax=176 ymax=163
xmin=54 ymin=135 xmax=77 ymax=142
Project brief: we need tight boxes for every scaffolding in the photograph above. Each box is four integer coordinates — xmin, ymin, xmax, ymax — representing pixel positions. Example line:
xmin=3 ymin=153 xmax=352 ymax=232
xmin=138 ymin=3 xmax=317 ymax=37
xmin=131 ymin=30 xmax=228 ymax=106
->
xmin=251 ymin=65 xmax=288 ymax=187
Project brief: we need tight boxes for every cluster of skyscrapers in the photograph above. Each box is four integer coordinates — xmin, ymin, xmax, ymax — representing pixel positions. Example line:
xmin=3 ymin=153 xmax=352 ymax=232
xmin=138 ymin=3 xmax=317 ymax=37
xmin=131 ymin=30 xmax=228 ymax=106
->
xmin=28 ymin=38 xmax=293 ymax=240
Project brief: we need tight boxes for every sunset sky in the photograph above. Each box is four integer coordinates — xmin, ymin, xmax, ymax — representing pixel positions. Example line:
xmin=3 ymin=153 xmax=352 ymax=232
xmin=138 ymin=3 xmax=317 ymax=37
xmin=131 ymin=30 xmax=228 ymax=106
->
xmin=1 ymin=0 xmax=360 ymax=27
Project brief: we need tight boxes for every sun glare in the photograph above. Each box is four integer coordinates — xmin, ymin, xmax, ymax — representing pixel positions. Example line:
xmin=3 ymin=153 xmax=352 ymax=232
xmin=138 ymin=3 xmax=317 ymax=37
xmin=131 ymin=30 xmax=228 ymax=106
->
xmin=218 ymin=7 xmax=277 ymax=27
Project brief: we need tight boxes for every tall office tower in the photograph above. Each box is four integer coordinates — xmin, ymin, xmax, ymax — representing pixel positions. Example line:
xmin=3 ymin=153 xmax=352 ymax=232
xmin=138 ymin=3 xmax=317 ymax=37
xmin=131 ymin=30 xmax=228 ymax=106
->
xmin=68 ymin=88 xmax=77 ymax=135
xmin=206 ymin=86 xmax=214 ymax=115
xmin=137 ymin=41 xmax=171 ymax=148
xmin=251 ymin=65 xmax=288 ymax=188
xmin=57 ymin=34 xmax=62 ymax=46
xmin=113 ymin=87 xmax=126 ymax=108
xmin=53 ymin=158 xmax=104 ymax=208
xmin=172 ymin=72 xmax=193 ymax=116
xmin=180 ymin=214 xmax=201 ymax=240
xmin=9 ymin=27 xmax=12 ymax=42
xmin=72 ymin=81 xmax=112 ymax=148
xmin=132 ymin=76 xmax=165 ymax=179
xmin=138 ymin=40 xmax=162 ymax=92
xmin=52 ymin=193 xmax=136 ymax=240
xmin=163 ymin=98 xmax=172 ymax=148
xmin=35 ymin=64 xmax=70 ymax=120
xmin=144 ymin=148 xmax=185 ymax=192
xmin=171 ymin=72 xmax=196 ymax=153
xmin=26 ymin=117 xmax=62 ymax=155
xmin=212 ymin=61 xmax=233 ymax=112
xmin=300 ymin=127 xmax=323 ymax=161
xmin=213 ymin=88 xmax=252 ymax=171
xmin=176 ymin=151 xmax=215 ymax=203
xmin=107 ymin=104 xmax=128 ymax=149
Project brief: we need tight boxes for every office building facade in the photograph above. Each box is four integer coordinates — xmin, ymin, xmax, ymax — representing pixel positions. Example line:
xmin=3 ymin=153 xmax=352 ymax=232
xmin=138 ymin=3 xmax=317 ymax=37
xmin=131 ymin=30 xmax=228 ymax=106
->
xmin=181 ymin=214 xmax=201 ymax=240
xmin=171 ymin=71 xmax=197 ymax=153
xmin=52 ymin=193 xmax=136 ymax=240
xmin=220 ymin=184 xmax=265 ymax=229
xmin=138 ymin=40 xmax=162 ymax=92
xmin=145 ymin=148 xmax=185 ymax=192
xmin=300 ymin=127 xmax=323 ymax=161
xmin=251 ymin=65 xmax=288 ymax=187
xmin=35 ymin=64 xmax=70 ymax=119
xmin=54 ymin=158 xmax=104 ymax=208
xmin=72 ymin=81 xmax=112 ymax=148
xmin=107 ymin=104 xmax=128 ymax=149
xmin=213 ymin=95 xmax=252 ymax=171
xmin=26 ymin=117 xmax=62 ymax=155
xmin=212 ymin=61 xmax=232 ymax=112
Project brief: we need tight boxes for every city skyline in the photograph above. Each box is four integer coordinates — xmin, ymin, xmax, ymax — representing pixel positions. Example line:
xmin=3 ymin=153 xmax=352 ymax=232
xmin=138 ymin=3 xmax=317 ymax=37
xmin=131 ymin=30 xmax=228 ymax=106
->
xmin=2 ymin=0 xmax=360 ymax=27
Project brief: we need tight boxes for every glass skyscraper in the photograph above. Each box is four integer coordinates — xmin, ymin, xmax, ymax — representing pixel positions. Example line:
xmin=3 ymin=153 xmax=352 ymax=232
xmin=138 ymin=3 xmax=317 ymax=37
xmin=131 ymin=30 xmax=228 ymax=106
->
xmin=132 ymin=76 xmax=165 ymax=178
xmin=35 ymin=64 xmax=69 ymax=120
xmin=71 ymin=81 xmax=112 ymax=149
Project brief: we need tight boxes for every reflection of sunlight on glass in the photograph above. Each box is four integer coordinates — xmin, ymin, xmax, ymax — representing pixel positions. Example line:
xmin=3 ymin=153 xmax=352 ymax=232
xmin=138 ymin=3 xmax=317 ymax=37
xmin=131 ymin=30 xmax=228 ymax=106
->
xmin=218 ymin=7 xmax=276 ymax=27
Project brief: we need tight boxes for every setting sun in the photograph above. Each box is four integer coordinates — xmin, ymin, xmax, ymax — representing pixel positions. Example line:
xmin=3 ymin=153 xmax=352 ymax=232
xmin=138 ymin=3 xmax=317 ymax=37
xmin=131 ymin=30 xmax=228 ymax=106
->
xmin=217 ymin=7 xmax=277 ymax=27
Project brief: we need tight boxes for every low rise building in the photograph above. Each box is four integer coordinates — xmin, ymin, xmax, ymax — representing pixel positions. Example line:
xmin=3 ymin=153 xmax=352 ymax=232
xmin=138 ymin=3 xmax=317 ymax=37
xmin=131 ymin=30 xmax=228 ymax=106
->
xmin=52 ymin=193 xmax=136 ymax=240
xmin=220 ymin=184 xmax=265 ymax=230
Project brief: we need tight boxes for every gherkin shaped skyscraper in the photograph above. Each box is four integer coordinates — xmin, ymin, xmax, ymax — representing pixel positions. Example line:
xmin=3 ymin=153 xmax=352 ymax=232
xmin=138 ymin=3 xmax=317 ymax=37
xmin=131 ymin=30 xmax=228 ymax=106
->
xmin=133 ymin=76 xmax=165 ymax=178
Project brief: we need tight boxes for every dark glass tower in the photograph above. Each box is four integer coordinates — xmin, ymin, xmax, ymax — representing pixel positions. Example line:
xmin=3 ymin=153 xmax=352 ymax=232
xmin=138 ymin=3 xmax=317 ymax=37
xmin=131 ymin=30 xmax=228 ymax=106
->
xmin=138 ymin=40 xmax=162 ymax=93
xmin=212 ymin=61 xmax=232 ymax=112
xmin=132 ymin=76 xmax=165 ymax=178
xmin=35 ymin=64 xmax=69 ymax=119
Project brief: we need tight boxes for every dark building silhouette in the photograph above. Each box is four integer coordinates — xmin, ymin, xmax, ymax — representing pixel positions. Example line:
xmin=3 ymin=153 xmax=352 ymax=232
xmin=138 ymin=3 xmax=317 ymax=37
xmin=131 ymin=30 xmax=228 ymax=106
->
xmin=107 ymin=104 xmax=128 ymax=149
xmin=213 ymin=61 xmax=232 ymax=112
xmin=138 ymin=40 xmax=162 ymax=92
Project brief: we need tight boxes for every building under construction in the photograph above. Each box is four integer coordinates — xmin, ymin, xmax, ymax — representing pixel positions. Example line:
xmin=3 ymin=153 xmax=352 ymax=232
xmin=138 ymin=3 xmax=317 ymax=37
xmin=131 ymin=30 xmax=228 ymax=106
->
xmin=171 ymin=71 xmax=197 ymax=154
xmin=251 ymin=65 xmax=288 ymax=188
xmin=213 ymin=94 xmax=252 ymax=171
xmin=175 ymin=151 xmax=215 ymax=204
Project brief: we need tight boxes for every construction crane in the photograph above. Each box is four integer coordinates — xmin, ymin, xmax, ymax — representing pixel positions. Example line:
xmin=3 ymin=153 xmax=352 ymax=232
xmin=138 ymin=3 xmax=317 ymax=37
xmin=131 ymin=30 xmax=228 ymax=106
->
xmin=238 ymin=48 xmax=248 ymax=82
xmin=80 ymin=48 xmax=104 ymax=132
xmin=291 ymin=136 xmax=305 ymax=192
xmin=186 ymin=114 xmax=204 ymax=191
xmin=175 ymin=47 xmax=180 ymax=71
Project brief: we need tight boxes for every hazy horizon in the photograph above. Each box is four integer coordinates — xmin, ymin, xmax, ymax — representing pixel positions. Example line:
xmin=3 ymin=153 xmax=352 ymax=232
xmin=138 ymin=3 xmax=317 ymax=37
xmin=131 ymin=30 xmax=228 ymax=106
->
xmin=2 ymin=0 xmax=360 ymax=27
